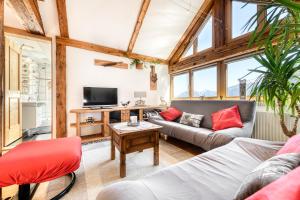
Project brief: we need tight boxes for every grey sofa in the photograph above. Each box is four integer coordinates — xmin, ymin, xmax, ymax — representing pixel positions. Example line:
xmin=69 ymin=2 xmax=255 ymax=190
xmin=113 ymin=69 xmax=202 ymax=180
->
xmin=97 ymin=138 xmax=284 ymax=200
xmin=149 ymin=100 xmax=256 ymax=151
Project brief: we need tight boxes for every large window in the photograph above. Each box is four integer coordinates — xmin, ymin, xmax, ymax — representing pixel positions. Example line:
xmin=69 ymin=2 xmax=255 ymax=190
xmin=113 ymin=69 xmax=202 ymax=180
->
xmin=182 ymin=45 xmax=193 ymax=58
xmin=193 ymin=66 xmax=217 ymax=97
xmin=197 ymin=16 xmax=213 ymax=52
xmin=232 ymin=1 xmax=257 ymax=38
xmin=172 ymin=73 xmax=189 ymax=98
xmin=226 ymin=57 xmax=261 ymax=97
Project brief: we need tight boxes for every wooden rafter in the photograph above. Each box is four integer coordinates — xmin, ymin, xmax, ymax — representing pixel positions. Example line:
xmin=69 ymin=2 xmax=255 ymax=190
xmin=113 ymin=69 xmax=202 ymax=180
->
xmin=4 ymin=26 xmax=51 ymax=41
xmin=56 ymin=36 xmax=168 ymax=64
xmin=168 ymin=0 xmax=214 ymax=65
xmin=127 ymin=0 xmax=151 ymax=53
xmin=94 ymin=59 xmax=128 ymax=69
xmin=7 ymin=0 xmax=45 ymax=35
xmin=56 ymin=0 xmax=69 ymax=37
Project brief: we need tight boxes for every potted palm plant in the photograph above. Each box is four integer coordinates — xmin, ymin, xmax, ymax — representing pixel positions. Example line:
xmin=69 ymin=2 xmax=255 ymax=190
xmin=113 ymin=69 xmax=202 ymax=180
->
xmin=245 ymin=0 xmax=300 ymax=137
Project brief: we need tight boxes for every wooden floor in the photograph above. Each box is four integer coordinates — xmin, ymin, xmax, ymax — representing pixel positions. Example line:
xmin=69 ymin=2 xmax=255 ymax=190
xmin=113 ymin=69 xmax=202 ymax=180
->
xmin=2 ymin=137 xmax=203 ymax=200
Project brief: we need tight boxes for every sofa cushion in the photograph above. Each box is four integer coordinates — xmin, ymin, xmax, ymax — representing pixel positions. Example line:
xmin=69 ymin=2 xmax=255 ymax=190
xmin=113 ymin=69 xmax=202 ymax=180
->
xmin=234 ymin=153 xmax=300 ymax=200
xmin=171 ymin=100 xmax=256 ymax=129
xmin=246 ymin=166 xmax=300 ymax=200
xmin=212 ymin=105 xmax=243 ymax=131
xmin=160 ymin=107 xmax=182 ymax=121
xmin=277 ymin=134 xmax=300 ymax=155
xmin=179 ymin=112 xmax=204 ymax=128
xmin=97 ymin=138 xmax=284 ymax=200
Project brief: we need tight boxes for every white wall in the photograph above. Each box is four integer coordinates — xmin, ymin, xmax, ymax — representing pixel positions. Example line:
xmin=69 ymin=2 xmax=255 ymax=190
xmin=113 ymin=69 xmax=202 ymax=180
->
xmin=66 ymin=47 xmax=170 ymax=136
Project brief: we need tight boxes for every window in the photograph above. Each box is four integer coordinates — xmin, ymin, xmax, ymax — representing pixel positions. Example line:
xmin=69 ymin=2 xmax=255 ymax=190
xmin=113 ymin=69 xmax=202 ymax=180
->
xmin=182 ymin=45 xmax=193 ymax=58
xmin=267 ymin=6 xmax=287 ymax=21
xmin=232 ymin=1 xmax=257 ymax=38
xmin=172 ymin=73 xmax=189 ymax=98
xmin=226 ymin=57 xmax=261 ymax=97
xmin=192 ymin=66 xmax=217 ymax=97
xmin=197 ymin=16 xmax=213 ymax=52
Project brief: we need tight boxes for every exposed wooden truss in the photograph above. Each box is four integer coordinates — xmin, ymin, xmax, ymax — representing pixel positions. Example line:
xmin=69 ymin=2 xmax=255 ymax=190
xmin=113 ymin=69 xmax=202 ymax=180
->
xmin=127 ymin=0 xmax=151 ymax=53
xmin=4 ymin=26 xmax=51 ymax=41
xmin=94 ymin=59 xmax=128 ymax=69
xmin=56 ymin=43 xmax=67 ymax=138
xmin=168 ymin=0 xmax=214 ymax=65
xmin=169 ymin=36 xmax=260 ymax=74
xmin=56 ymin=36 xmax=168 ymax=64
xmin=6 ymin=0 xmax=45 ymax=35
xmin=56 ymin=0 xmax=69 ymax=37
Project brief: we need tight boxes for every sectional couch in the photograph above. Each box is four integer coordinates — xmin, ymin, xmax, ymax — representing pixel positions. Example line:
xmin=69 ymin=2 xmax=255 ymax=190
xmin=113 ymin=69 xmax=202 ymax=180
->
xmin=97 ymin=138 xmax=284 ymax=200
xmin=149 ymin=100 xmax=256 ymax=151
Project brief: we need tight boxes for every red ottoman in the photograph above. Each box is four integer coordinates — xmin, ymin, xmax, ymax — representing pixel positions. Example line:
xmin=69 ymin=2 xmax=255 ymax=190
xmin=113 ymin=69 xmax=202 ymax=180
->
xmin=0 ymin=136 xmax=82 ymax=200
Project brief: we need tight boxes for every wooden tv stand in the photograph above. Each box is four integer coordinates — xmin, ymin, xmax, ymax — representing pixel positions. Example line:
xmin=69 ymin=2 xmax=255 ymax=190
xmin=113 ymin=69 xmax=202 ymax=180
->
xmin=69 ymin=105 xmax=166 ymax=143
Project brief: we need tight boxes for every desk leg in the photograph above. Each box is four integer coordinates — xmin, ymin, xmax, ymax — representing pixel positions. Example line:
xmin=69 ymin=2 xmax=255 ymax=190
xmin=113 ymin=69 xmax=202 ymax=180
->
xmin=120 ymin=152 xmax=126 ymax=178
xmin=111 ymin=131 xmax=115 ymax=160
xmin=154 ymin=131 xmax=159 ymax=166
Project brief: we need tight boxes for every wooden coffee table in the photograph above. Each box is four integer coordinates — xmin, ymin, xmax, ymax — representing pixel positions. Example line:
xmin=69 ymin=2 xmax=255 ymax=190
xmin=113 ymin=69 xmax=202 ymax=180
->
xmin=109 ymin=121 xmax=162 ymax=178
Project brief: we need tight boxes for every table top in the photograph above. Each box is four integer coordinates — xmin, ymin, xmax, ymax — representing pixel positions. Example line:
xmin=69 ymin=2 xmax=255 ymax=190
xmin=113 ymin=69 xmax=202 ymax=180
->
xmin=108 ymin=121 xmax=162 ymax=135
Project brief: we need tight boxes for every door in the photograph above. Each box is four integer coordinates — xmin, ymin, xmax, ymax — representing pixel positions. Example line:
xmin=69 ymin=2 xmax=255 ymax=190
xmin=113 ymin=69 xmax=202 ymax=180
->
xmin=4 ymin=38 xmax=22 ymax=146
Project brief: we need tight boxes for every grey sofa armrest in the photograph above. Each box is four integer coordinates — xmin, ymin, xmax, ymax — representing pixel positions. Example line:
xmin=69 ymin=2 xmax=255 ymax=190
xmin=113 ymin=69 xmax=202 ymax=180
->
xmin=208 ymin=122 xmax=254 ymax=150
xmin=214 ymin=122 xmax=254 ymax=139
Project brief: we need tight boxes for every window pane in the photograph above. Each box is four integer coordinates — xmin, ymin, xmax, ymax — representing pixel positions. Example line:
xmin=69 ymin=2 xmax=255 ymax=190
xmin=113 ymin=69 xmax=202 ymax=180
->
xmin=197 ymin=16 xmax=212 ymax=52
xmin=227 ymin=57 xmax=261 ymax=97
xmin=193 ymin=66 xmax=217 ymax=97
xmin=173 ymin=73 xmax=189 ymax=98
xmin=267 ymin=7 xmax=287 ymax=21
xmin=182 ymin=45 xmax=193 ymax=58
xmin=232 ymin=1 xmax=257 ymax=38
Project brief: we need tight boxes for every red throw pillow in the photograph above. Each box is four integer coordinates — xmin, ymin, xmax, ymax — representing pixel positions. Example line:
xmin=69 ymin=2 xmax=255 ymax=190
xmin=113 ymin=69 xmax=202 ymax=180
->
xmin=277 ymin=134 xmax=300 ymax=155
xmin=246 ymin=166 xmax=300 ymax=200
xmin=211 ymin=105 xmax=243 ymax=131
xmin=160 ymin=107 xmax=182 ymax=121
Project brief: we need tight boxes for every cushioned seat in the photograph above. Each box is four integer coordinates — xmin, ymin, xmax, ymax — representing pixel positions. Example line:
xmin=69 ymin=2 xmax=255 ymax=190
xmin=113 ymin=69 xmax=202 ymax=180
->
xmin=0 ymin=137 xmax=81 ymax=187
xmin=0 ymin=137 xmax=82 ymax=199
xmin=97 ymin=138 xmax=284 ymax=200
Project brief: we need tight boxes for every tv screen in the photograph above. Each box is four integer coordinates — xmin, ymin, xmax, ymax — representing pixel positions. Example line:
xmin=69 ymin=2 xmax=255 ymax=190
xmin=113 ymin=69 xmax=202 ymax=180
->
xmin=83 ymin=87 xmax=118 ymax=107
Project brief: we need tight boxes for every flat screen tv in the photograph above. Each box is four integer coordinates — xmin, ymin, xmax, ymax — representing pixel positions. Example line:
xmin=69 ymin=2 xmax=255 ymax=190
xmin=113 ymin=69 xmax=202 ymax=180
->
xmin=83 ymin=87 xmax=118 ymax=107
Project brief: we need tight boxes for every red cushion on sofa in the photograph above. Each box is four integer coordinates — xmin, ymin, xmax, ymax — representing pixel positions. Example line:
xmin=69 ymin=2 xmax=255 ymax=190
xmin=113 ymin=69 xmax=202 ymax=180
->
xmin=246 ymin=166 xmax=300 ymax=200
xmin=277 ymin=134 xmax=300 ymax=155
xmin=211 ymin=105 xmax=243 ymax=131
xmin=0 ymin=137 xmax=82 ymax=187
xmin=160 ymin=107 xmax=182 ymax=121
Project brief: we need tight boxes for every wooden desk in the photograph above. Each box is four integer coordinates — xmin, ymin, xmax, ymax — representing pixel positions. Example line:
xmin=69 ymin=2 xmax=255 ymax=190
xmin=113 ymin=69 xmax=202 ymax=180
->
xmin=70 ymin=105 xmax=166 ymax=143
xmin=109 ymin=121 xmax=162 ymax=178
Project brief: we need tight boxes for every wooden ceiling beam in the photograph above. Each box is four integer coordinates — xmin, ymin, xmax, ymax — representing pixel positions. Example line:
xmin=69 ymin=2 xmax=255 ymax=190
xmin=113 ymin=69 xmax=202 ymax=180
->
xmin=4 ymin=26 xmax=51 ymax=41
xmin=56 ymin=36 xmax=168 ymax=64
xmin=56 ymin=0 xmax=69 ymax=37
xmin=168 ymin=0 xmax=214 ymax=65
xmin=127 ymin=0 xmax=151 ymax=53
xmin=7 ymin=0 xmax=45 ymax=35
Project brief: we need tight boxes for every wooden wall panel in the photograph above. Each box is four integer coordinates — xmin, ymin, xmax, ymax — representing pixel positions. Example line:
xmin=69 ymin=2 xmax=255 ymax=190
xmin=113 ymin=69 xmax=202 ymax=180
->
xmin=56 ymin=43 xmax=67 ymax=138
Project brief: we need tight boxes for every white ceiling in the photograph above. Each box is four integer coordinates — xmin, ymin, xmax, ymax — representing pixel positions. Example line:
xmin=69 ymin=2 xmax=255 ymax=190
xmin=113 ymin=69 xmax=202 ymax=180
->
xmin=4 ymin=0 xmax=205 ymax=60
xmin=134 ymin=0 xmax=204 ymax=59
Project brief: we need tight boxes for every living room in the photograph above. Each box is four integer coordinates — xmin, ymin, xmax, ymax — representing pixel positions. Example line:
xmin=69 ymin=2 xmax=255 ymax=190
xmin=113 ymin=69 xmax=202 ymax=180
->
xmin=0 ymin=0 xmax=300 ymax=200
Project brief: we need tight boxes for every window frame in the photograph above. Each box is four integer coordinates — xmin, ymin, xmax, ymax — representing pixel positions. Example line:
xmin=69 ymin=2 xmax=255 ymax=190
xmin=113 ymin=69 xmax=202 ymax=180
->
xmin=226 ymin=0 xmax=260 ymax=42
xmin=171 ymin=71 xmax=191 ymax=100
xmin=224 ymin=54 xmax=261 ymax=99
xmin=191 ymin=65 xmax=218 ymax=99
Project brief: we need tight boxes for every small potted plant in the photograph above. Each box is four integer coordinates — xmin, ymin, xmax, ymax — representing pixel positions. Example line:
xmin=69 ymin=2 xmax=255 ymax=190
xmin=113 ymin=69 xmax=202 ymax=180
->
xmin=131 ymin=59 xmax=144 ymax=70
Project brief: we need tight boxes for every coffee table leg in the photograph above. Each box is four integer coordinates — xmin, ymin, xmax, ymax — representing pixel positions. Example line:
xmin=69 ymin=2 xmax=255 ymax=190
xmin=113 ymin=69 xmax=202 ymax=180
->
xmin=154 ymin=131 xmax=159 ymax=166
xmin=120 ymin=152 xmax=126 ymax=178
xmin=111 ymin=131 xmax=115 ymax=160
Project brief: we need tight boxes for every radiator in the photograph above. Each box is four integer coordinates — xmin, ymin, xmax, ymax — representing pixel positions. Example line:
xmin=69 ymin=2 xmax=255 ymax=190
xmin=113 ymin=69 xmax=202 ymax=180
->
xmin=253 ymin=110 xmax=300 ymax=142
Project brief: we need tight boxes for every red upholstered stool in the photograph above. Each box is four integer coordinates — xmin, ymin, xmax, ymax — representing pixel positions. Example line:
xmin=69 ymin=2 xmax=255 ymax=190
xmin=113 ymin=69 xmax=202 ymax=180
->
xmin=0 ymin=137 xmax=82 ymax=200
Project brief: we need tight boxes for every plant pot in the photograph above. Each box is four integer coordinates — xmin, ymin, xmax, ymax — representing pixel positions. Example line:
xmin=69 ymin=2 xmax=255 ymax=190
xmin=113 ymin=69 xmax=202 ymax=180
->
xmin=136 ymin=63 xmax=143 ymax=69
